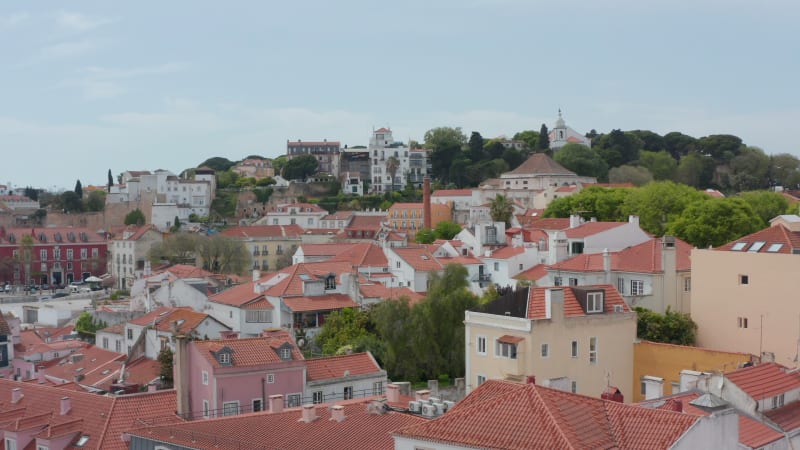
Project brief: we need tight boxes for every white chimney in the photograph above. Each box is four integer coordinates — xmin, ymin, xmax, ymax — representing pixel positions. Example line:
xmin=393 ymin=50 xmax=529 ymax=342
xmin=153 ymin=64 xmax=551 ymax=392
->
xmin=252 ymin=269 xmax=260 ymax=284
xmin=603 ymin=248 xmax=611 ymax=284
xmin=415 ymin=389 xmax=430 ymax=402
xmin=11 ymin=387 xmax=22 ymax=403
xmin=569 ymin=214 xmax=582 ymax=229
xmin=300 ymin=404 xmax=317 ymax=423
xmin=269 ymin=394 xmax=284 ymax=413
xmin=386 ymin=384 xmax=400 ymax=403
xmin=628 ymin=215 xmax=639 ymax=226
xmin=60 ymin=396 xmax=71 ymax=415
xmin=545 ymin=289 xmax=552 ymax=320
xmin=330 ymin=405 xmax=346 ymax=422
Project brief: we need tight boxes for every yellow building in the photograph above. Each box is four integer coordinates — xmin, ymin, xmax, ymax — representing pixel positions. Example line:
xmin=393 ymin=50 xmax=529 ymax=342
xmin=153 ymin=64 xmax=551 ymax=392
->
xmin=465 ymin=285 xmax=637 ymax=401
xmin=387 ymin=202 xmax=451 ymax=233
xmin=632 ymin=340 xmax=753 ymax=403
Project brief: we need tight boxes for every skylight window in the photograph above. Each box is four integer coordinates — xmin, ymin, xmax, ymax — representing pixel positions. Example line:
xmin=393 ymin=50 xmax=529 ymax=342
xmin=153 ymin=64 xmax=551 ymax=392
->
xmin=75 ymin=435 xmax=90 ymax=447
xmin=731 ymin=242 xmax=747 ymax=251
xmin=767 ymin=243 xmax=784 ymax=252
xmin=748 ymin=241 xmax=766 ymax=252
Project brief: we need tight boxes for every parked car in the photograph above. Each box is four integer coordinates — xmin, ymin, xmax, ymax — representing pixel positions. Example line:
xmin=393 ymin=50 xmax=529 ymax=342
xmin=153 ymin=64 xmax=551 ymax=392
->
xmin=3 ymin=285 xmax=11 ymax=293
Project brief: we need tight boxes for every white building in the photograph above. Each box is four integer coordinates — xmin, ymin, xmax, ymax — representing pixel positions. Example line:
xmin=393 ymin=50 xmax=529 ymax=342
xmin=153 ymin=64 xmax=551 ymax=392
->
xmin=368 ymin=128 xmax=429 ymax=193
xmin=258 ymin=203 xmax=329 ymax=228
xmin=109 ymin=226 xmax=163 ymax=290
xmin=549 ymin=109 xmax=592 ymax=150
xmin=124 ymin=306 xmax=230 ymax=359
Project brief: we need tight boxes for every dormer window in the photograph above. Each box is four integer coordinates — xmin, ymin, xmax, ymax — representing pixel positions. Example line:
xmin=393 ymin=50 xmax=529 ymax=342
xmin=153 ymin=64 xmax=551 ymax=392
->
xmin=219 ymin=352 xmax=230 ymax=364
xmin=587 ymin=292 xmax=603 ymax=313
xmin=278 ymin=345 xmax=292 ymax=361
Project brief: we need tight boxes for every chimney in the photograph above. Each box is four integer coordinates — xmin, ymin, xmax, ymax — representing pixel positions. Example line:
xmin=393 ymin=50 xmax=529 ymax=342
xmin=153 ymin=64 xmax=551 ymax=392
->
xmin=300 ymin=404 xmax=318 ymax=423
xmin=662 ymin=236 xmax=678 ymax=310
xmin=628 ymin=215 xmax=639 ymax=226
xmin=415 ymin=389 xmax=430 ymax=402
xmin=252 ymin=269 xmax=260 ymax=285
xmin=60 ymin=396 xmax=71 ymax=415
xmin=569 ymin=214 xmax=582 ymax=229
xmin=174 ymin=335 xmax=190 ymax=418
xmin=269 ymin=394 xmax=284 ymax=413
xmin=423 ymin=176 xmax=432 ymax=230
xmin=386 ymin=384 xmax=400 ymax=403
xmin=11 ymin=387 xmax=22 ymax=403
xmin=330 ymin=405 xmax=346 ymax=422
xmin=603 ymin=248 xmax=611 ymax=284
xmin=526 ymin=375 xmax=536 ymax=385
xmin=545 ymin=288 xmax=564 ymax=321
xmin=37 ymin=367 xmax=46 ymax=384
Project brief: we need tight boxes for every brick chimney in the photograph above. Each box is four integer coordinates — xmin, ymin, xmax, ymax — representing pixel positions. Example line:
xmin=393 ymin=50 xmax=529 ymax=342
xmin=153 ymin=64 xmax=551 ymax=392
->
xmin=423 ymin=176 xmax=432 ymax=230
xmin=386 ymin=384 xmax=400 ymax=403
xmin=60 ymin=396 xmax=71 ymax=415
xmin=300 ymin=404 xmax=317 ymax=423
xmin=269 ymin=394 xmax=284 ymax=413
xmin=330 ymin=405 xmax=346 ymax=422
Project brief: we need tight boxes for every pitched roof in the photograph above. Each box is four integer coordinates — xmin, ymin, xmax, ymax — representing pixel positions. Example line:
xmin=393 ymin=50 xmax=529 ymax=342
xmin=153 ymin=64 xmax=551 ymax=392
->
xmin=359 ymin=280 xmax=424 ymax=304
xmin=262 ymin=261 xmax=355 ymax=297
xmin=764 ymin=400 xmax=800 ymax=432
xmin=716 ymin=223 xmax=800 ymax=253
xmin=0 ymin=227 xmax=106 ymax=245
xmin=394 ymin=380 xmax=698 ymax=450
xmin=549 ymin=237 xmax=692 ymax=273
xmin=505 ymin=153 xmax=576 ymax=177
xmin=306 ymin=352 xmax=383 ymax=382
xmin=192 ymin=333 xmax=304 ymax=369
xmin=564 ymin=221 xmax=627 ymax=238
xmin=514 ymin=264 xmax=549 ymax=282
xmin=42 ymin=345 xmax=126 ymax=384
xmin=392 ymin=246 xmax=443 ymax=271
xmin=329 ymin=243 xmax=388 ymax=267
xmin=128 ymin=399 xmax=426 ymax=450
xmin=155 ymin=264 xmax=215 ymax=279
xmin=128 ymin=307 xmax=222 ymax=334
xmin=525 ymin=217 xmax=571 ymax=231
xmin=346 ymin=215 xmax=384 ymax=231
xmin=282 ymin=294 xmax=358 ymax=312
xmin=209 ymin=280 xmax=263 ymax=307
xmin=527 ymin=285 xmax=631 ymax=319
xmin=725 ymin=363 xmax=800 ymax=400
xmin=219 ymin=224 xmax=304 ymax=239
xmin=484 ymin=245 xmax=525 ymax=260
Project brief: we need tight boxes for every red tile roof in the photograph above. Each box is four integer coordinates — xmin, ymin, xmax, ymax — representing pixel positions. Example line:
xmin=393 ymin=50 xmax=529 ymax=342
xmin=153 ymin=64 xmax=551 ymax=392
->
xmin=432 ymin=189 xmax=472 ymax=197
xmin=42 ymin=345 xmax=125 ymax=384
xmin=564 ymin=221 xmax=627 ymax=238
xmin=725 ymin=363 xmax=800 ymax=400
xmin=395 ymin=380 xmax=698 ymax=450
xmin=484 ymin=245 xmax=525 ymax=260
xmin=209 ymin=281 xmax=263 ymax=307
xmin=306 ymin=352 xmax=383 ymax=382
xmin=271 ymin=202 xmax=328 ymax=213
xmin=154 ymin=264 xmax=215 ymax=279
xmin=527 ymin=285 xmax=631 ymax=319
xmin=262 ymin=261 xmax=355 ymax=297
xmin=716 ymin=222 xmax=800 ymax=253
xmin=549 ymin=237 xmax=692 ymax=273
xmin=129 ymin=399 xmax=426 ymax=450
xmin=192 ymin=333 xmax=304 ymax=369
xmin=359 ymin=281 xmax=424 ymax=304
xmin=514 ymin=263 xmax=549 ymax=282
xmin=0 ymin=227 xmax=106 ymax=245
xmin=346 ymin=215 xmax=384 ymax=231
xmin=392 ymin=246 xmax=443 ymax=271
xmin=282 ymin=294 xmax=358 ymax=312
xmin=506 ymin=153 xmax=576 ymax=176
xmin=128 ymin=307 xmax=221 ymax=334
xmin=764 ymin=400 xmax=800 ymax=432
xmin=322 ymin=210 xmax=355 ymax=221
xmin=219 ymin=224 xmax=304 ymax=239
xmin=525 ymin=217 xmax=571 ymax=230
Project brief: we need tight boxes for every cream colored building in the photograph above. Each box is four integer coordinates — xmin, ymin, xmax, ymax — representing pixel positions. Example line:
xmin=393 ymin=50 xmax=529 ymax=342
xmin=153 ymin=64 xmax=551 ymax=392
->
xmin=691 ymin=215 xmax=800 ymax=367
xmin=465 ymin=285 xmax=636 ymax=401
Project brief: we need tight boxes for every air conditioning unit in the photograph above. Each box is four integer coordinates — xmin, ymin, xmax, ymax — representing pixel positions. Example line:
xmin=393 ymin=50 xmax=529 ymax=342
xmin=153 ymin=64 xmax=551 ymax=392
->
xmin=408 ymin=401 xmax=421 ymax=413
xmin=433 ymin=402 xmax=446 ymax=414
xmin=429 ymin=397 xmax=441 ymax=404
xmin=421 ymin=403 xmax=437 ymax=417
xmin=614 ymin=305 xmax=623 ymax=313
xmin=443 ymin=400 xmax=455 ymax=411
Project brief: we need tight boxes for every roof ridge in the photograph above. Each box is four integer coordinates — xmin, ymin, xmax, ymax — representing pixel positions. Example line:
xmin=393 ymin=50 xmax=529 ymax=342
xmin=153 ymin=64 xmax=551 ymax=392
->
xmin=528 ymin=384 xmax=577 ymax=450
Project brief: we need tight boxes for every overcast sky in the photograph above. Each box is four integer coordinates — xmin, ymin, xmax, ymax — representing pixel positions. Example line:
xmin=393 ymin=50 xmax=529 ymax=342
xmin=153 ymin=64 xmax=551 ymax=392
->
xmin=2 ymin=0 xmax=798 ymax=191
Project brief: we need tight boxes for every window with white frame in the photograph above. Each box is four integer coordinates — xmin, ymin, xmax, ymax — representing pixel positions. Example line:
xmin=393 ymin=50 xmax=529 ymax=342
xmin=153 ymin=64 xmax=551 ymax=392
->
xmin=202 ymin=371 xmax=209 ymax=385
xmin=772 ymin=394 xmax=785 ymax=409
xmin=222 ymin=401 xmax=239 ymax=416
xmin=246 ymin=310 xmax=272 ymax=323
xmin=280 ymin=348 xmax=292 ymax=360
xmin=554 ymin=276 xmax=563 ymax=286
xmin=266 ymin=373 xmax=275 ymax=383
xmin=344 ymin=386 xmax=354 ymax=400
xmin=80 ymin=248 xmax=88 ymax=260
xmin=38 ymin=444 xmax=49 ymax=450
xmin=586 ymin=292 xmax=603 ymax=313
xmin=476 ymin=336 xmax=486 ymax=355
xmin=630 ymin=280 xmax=644 ymax=296
xmin=571 ymin=340 xmax=578 ymax=358
xmin=373 ymin=381 xmax=383 ymax=395
xmin=684 ymin=277 xmax=691 ymax=292
xmin=40 ymin=249 xmax=47 ymax=260
xmin=569 ymin=278 xmax=578 ymax=286
xmin=541 ymin=343 xmax=549 ymax=358
xmin=493 ymin=262 xmax=499 ymax=271
xmin=5 ymin=438 xmax=16 ymax=450
xmin=496 ymin=341 xmax=517 ymax=359
xmin=617 ymin=277 xmax=625 ymax=294
xmin=313 ymin=391 xmax=323 ymax=404
xmin=589 ymin=337 xmax=598 ymax=364
xmin=66 ymin=249 xmax=73 ymax=260
xmin=218 ymin=353 xmax=231 ymax=364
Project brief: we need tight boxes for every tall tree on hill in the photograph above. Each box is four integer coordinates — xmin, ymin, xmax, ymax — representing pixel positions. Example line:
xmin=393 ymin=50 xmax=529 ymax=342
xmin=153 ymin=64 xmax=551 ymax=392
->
xmin=74 ymin=179 xmax=83 ymax=198
xmin=425 ymin=127 xmax=467 ymax=183
xmin=468 ymin=131 xmax=485 ymax=162
xmin=107 ymin=169 xmax=113 ymax=192
xmin=537 ymin=124 xmax=549 ymax=151
xmin=490 ymin=194 xmax=514 ymax=227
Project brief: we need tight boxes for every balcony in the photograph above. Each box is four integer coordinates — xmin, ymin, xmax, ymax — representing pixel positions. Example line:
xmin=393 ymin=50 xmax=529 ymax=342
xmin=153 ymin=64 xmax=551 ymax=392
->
xmin=472 ymin=273 xmax=492 ymax=283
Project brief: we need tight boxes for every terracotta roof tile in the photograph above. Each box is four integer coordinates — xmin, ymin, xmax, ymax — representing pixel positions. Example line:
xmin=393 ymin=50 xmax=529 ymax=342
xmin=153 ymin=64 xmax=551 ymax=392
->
xmin=514 ymin=264 xmax=549 ymax=282
xmin=716 ymin=223 xmax=800 ymax=253
xmin=192 ymin=333 xmax=304 ymax=369
xmin=359 ymin=282 xmax=424 ymax=304
xmin=764 ymin=400 xmax=800 ymax=432
xmin=549 ymin=237 xmax=692 ymax=273
xmin=346 ymin=215 xmax=384 ymax=231
xmin=525 ymin=217 xmax=571 ymax=230
xmin=564 ymin=221 xmax=627 ymax=238
xmin=484 ymin=245 xmax=525 ymax=260
xmin=506 ymin=153 xmax=576 ymax=177
xmin=392 ymin=246 xmax=443 ymax=271
xmin=306 ymin=352 xmax=383 ymax=382
xmin=282 ymin=294 xmax=358 ymax=312
xmin=209 ymin=281 xmax=263 ymax=307
xmin=725 ymin=363 xmax=800 ymax=400
xmin=527 ymin=285 xmax=631 ymax=319
xmin=263 ymin=261 xmax=355 ymax=297
xmin=219 ymin=224 xmax=304 ymax=239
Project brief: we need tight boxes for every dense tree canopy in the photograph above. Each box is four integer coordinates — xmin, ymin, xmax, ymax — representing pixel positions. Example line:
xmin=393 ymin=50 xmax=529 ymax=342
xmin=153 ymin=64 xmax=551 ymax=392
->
xmin=544 ymin=186 xmax=630 ymax=222
xmin=554 ymin=143 xmax=608 ymax=179
xmin=666 ymin=197 xmax=762 ymax=248
xmin=638 ymin=151 xmax=678 ymax=181
xmin=608 ymin=165 xmax=653 ymax=186
xmin=635 ymin=307 xmax=697 ymax=345
xmin=198 ymin=157 xmax=236 ymax=172
xmin=490 ymin=194 xmax=513 ymax=226
xmin=124 ymin=208 xmax=146 ymax=226
xmin=283 ymin=155 xmax=319 ymax=180
xmin=434 ymin=221 xmax=462 ymax=240
xmin=622 ymin=181 xmax=708 ymax=236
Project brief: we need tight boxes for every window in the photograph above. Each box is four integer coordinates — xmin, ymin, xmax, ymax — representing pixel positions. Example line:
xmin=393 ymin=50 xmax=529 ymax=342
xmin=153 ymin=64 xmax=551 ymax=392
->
xmin=630 ymin=280 xmax=644 ymax=296
xmin=290 ymin=218 xmax=296 ymax=225
xmin=569 ymin=278 xmax=578 ymax=286
xmin=5 ymin=438 xmax=16 ymax=450
xmin=589 ymin=337 xmax=598 ymax=364
xmin=586 ymin=292 xmax=603 ymax=313
xmin=684 ymin=277 xmax=691 ymax=292
xmin=617 ymin=277 xmax=625 ymax=294
xmin=738 ymin=317 xmax=749 ymax=328
xmin=253 ymin=399 xmax=263 ymax=412
xmin=771 ymin=394 xmax=784 ymax=409
xmin=325 ymin=275 xmax=336 ymax=290
xmin=476 ymin=336 xmax=486 ymax=355
xmin=202 ymin=371 xmax=209 ymax=385
xmin=571 ymin=340 xmax=578 ymax=358
xmin=246 ymin=310 xmax=272 ymax=323
xmin=748 ymin=241 xmax=766 ymax=252
xmin=276 ymin=245 xmax=283 ymax=255
xmin=313 ymin=391 xmax=323 ymax=404
xmin=571 ymin=381 xmax=577 ymax=393
xmin=640 ymin=380 xmax=647 ymax=395
xmin=273 ymin=218 xmax=278 ymax=225
xmin=266 ymin=373 xmax=275 ymax=383
xmin=477 ymin=375 xmax=486 ymax=386
xmin=287 ymin=393 xmax=302 ymax=408
xmin=739 ymin=275 xmax=749 ymax=285
xmin=218 ymin=353 xmax=231 ymax=364
xmin=554 ymin=276 xmax=563 ymax=286
xmin=127 ymin=329 xmax=133 ymax=340
xmin=67 ymin=249 xmax=73 ymax=260
xmin=102 ymin=337 xmax=108 ymax=349
xmin=222 ymin=401 xmax=239 ymax=416
xmin=519 ymin=263 xmax=523 ymax=270
xmin=38 ymin=444 xmax=49 ymax=450
xmin=40 ymin=249 xmax=47 ymax=260
xmin=373 ymin=381 xmax=383 ymax=395
xmin=541 ymin=343 xmax=549 ymax=358
xmin=731 ymin=242 xmax=747 ymax=251
xmin=80 ymin=248 xmax=87 ymax=260
xmin=203 ymin=400 xmax=209 ymax=418
xmin=280 ymin=348 xmax=291 ymax=360
xmin=493 ymin=262 xmax=499 ymax=271
xmin=496 ymin=341 xmax=517 ymax=359
xmin=115 ymin=340 xmax=122 ymax=353
xmin=91 ymin=248 xmax=98 ymax=258
xmin=767 ymin=243 xmax=783 ymax=252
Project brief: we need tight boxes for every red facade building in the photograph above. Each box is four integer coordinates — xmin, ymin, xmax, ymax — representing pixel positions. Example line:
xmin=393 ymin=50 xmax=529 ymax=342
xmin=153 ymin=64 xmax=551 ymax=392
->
xmin=0 ymin=227 xmax=108 ymax=286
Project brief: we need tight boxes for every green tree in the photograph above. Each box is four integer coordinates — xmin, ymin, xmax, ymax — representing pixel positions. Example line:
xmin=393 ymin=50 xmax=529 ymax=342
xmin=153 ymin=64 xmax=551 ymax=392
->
xmin=85 ymin=190 xmax=106 ymax=212
xmin=608 ymin=165 xmax=653 ymax=186
xmin=738 ymin=191 xmax=792 ymax=227
xmin=502 ymin=147 xmax=525 ymax=171
xmin=386 ymin=156 xmax=400 ymax=192
xmin=23 ymin=186 xmax=40 ymax=201
xmin=638 ymin=150 xmax=678 ymax=181
xmin=60 ymin=191 xmax=83 ymax=213
xmin=272 ymin=155 xmax=288 ymax=176
xmin=490 ymin=194 xmax=514 ymax=226
xmin=554 ymin=143 xmax=609 ymax=179
xmin=698 ymin=134 xmax=743 ymax=162
xmin=663 ymin=132 xmax=698 ymax=160
xmin=32 ymin=209 xmax=47 ymax=225
xmin=216 ymin=170 xmax=240 ymax=189
xmin=512 ymin=130 xmax=539 ymax=152
xmin=434 ymin=221 xmax=462 ymax=240
xmin=415 ymin=228 xmax=436 ymax=244
xmin=468 ymin=131 xmax=485 ymax=162
xmin=626 ymin=130 xmax=665 ymax=152
xmin=148 ymin=233 xmax=198 ymax=265
xmin=634 ymin=307 xmax=697 ymax=345
xmin=74 ymin=179 xmax=83 ymax=198
xmin=158 ymin=347 xmax=174 ymax=388
xmin=537 ymin=124 xmax=549 ymax=151
xmin=198 ymin=157 xmax=236 ymax=172
xmin=314 ymin=308 xmax=374 ymax=355
xmin=544 ymin=186 xmax=630 ymax=222
xmin=622 ymin=181 xmax=707 ymax=236
xmin=194 ymin=235 xmax=251 ymax=275
xmin=371 ymin=298 xmax=418 ymax=380
xmin=727 ymin=147 xmax=770 ymax=192
xmin=425 ymin=127 xmax=467 ymax=183
xmin=124 ymin=208 xmax=146 ymax=226
xmin=283 ymin=155 xmax=319 ymax=180
xmin=484 ymin=140 xmax=505 ymax=160
xmin=75 ymin=312 xmax=102 ymax=341
xmin=769 ymin=153 xmax=800 ymax=188
xmin=107 ymin=169 xmax=113 ymax=192
xmin=666 ymin=197 xmax=762 ymax=248
xmin=171 ymin=216 xmax=182 ymax=232
xmin=594 ymin=129 xmax=642 ymax=168
xmin=676 ymin=152 xmax=715 ymax=188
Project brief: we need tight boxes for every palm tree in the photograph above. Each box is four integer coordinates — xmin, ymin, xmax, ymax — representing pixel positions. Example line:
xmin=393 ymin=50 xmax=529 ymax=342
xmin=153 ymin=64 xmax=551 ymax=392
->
xmin=386 ymin=157 xmax=400 ymax=192
xmin=490 ymin=194 xmax=514 ymax=227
